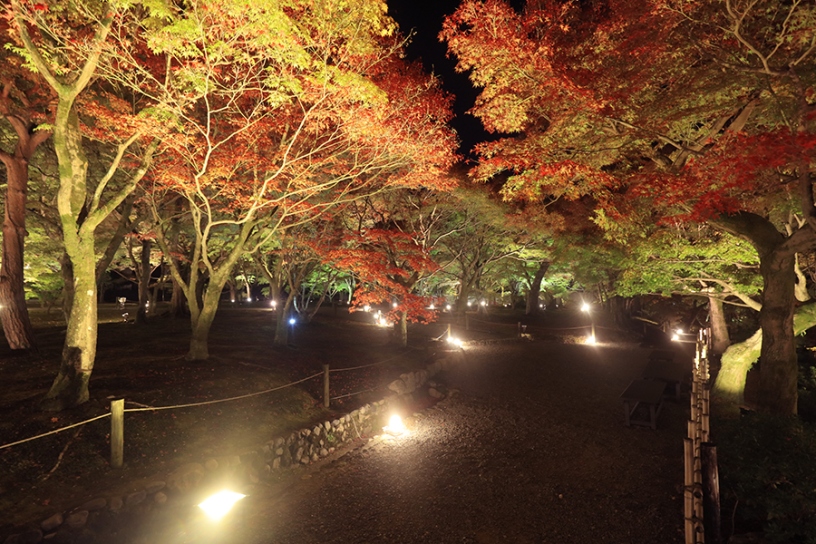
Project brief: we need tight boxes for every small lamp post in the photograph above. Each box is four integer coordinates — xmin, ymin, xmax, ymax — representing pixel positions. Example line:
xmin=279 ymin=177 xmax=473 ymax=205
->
xmin=581 ymin=302 xmax=596 ymax=344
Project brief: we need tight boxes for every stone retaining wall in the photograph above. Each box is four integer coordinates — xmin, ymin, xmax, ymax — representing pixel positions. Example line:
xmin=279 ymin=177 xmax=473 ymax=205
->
xmin=1 ymin=350 xmax=465 ymax=544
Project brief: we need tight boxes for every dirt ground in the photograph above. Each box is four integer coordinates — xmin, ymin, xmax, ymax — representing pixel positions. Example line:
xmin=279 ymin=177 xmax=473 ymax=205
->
xmin=0 ymin=305 xmax=472 ymax=534
xmin=0 ymin=302 xmax=529 ymax=534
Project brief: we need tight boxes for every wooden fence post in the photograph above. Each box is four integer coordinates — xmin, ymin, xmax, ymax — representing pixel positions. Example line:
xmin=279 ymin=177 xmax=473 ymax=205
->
xmin=701 ymin=443 xmax=722 ymax=544
xmin=447 ymin=324 xmax=451 ymax=339
xmin=110 ymin=399 xmax=124 ymax=468
xmin=323 ymin=364 xmax=330 ymax=408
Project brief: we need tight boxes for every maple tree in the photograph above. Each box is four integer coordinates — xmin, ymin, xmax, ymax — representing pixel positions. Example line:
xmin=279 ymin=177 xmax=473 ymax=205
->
xmin=7 ymin=0 xmax=164 ymax=408
xmin=443 ymin=0 xmax=816 ymax=415
xmin=113 ymin=0 xmax=459 ymax=360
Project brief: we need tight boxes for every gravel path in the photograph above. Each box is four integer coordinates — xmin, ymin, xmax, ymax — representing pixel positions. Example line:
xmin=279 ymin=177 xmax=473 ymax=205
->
xmin=92 ymin=339 xmax=688 ymax=543
xmin=225 ymin=340 xmax=688 ymax=544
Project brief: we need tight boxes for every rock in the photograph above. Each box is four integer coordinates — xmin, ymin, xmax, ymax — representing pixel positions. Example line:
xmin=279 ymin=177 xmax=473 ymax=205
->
xmin=272 ymin=457 xmax=281 ymax=470
xmin=323 ymin=421 xmax=331 ymax=430
xmin=319 ymin=448 xmax=329 ymax=457
xmin=336 ymin=424 xmax=345 ymax=433
xmin=300 ymin=456 xmax=309 ymax=465
xmin=388 ymin=379 xmax=408 ymax=395
xmin=64 ymin=510 xmax=89 ymax=529
xmin=275 ymin=448 xmax=284 ymax=456
xmin=166 ymin=463 xmax=205 ymax=494
xmin=108 ymin=496 xmax=123 ymax=512
xmin=145 ymin=481 xmax=165 ymax=494
xmin=125 ymin=491 xmax=146 ymax=507
xmin=331 ymin=419 xmax=341 ymax=428
xmin=312 ymin=426 xmax=322 ymax=437
xmin=204 ymin=458 xmax=219 ymax=471
xmin=295 ymin=447 xmax=304 ymax=462
xmin=275 ymin=437 xmax=285 ymax=448
xmin=429 ymin=387 xmax=444 ymax=399
xmin=401 ymin=373 xmax=416 ymax=393
xmin=301 ymin=429 xmax=311 ymax=438
xmin=311 ymin=453 xmax=319 ymax=462
xmin=41 ymin=513 xmax=63 ymax=532
xmin=153 ymin=492 xmax=167 ymax=505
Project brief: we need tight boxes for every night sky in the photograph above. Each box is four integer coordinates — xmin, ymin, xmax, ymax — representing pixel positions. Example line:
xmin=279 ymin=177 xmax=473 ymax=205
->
xmin=386 ymin=0 xmax=490 ymax=155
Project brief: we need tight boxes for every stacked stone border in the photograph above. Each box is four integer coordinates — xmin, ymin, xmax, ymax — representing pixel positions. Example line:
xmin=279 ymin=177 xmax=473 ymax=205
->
xmin=1 ymin=349 xmax=466 ymax=544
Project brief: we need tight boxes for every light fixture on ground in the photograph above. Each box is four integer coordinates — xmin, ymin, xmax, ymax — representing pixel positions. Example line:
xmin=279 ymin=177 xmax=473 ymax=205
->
xmin=198 ymin=490 xmax=246 ymax=521
xmin=383 ymin=414 xmax=408 ymax=437
xmin=581 ymin=301 xmax=596 ymax=344
xmin=446 ymin=336 xmax=464 ymax=348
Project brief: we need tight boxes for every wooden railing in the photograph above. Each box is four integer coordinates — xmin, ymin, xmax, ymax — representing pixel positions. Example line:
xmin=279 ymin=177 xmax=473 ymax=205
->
xmin=684 ymin=328 xmax=721 ymax=544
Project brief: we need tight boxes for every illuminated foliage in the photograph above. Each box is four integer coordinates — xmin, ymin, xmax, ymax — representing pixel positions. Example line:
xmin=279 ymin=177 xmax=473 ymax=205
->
xmin=443 ymin=0 xmax=816 ymax=414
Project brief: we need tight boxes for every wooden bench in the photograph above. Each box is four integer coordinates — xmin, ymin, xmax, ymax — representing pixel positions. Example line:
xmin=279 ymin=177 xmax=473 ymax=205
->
xmin=620 ymin=379 xmax=666 ymax=430
xmin=642 ymin=359 xmax=689 ymax=398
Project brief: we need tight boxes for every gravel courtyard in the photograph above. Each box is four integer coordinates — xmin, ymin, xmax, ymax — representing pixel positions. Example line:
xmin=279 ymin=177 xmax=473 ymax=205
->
xmin=120 ymin=339 xmax=689 ymax=544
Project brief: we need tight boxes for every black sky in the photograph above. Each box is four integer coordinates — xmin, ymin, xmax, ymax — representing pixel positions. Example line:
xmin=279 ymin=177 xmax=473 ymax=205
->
xmin=386 ymin=0 xmax=489 ymax=155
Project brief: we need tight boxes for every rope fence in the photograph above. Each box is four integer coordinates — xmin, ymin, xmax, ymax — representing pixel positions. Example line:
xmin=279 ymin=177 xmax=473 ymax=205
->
xmin=0 ymin=346 xmax=413 ymax=468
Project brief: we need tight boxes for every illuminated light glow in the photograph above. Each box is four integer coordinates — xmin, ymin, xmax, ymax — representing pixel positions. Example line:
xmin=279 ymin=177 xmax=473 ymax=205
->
xmin=539 ymin=304 xmax=543 ymax=308
xmin=429 ymin=304 xmax=435 ymax=310
xmin=392 ymin=302 xmax=398 ymax=308
xmin=581 ymin=302 xmax=590 ymax=313
xmin=198 ymin=490 xmax=246 ymax=521
xmin=377 ymin=316 xmax=389 ymax=327
xmin=480 ymin=300 xmax=486 ymax=306
xmin=231 ymin=299 xmax=235 ymax=303
xmin=246 ymin=298 xmax=252 ymax=303
xmin=585 ymin=334 xmax=596 ymax=345
xmin=270 ymin=300 xmax=277 ymax=307
xmin=676 ymin=328 xmax=684 ymax=334
xmin=446 ymin=336 xmax=464 ymax=348
xmin=467 ymin=302 xmax=471 ymax=307
xmin=383 ymin=414 xmax=408 ymax=436
xmin=445 ymin=304 xmax=451 ymax=311
xmin=289 ymin=318 xmax=296 ymax=325
xmin=671 ymin=333 xmax=680 ymax=342
xmin=363 ymin=305 xmax=371 ymax=312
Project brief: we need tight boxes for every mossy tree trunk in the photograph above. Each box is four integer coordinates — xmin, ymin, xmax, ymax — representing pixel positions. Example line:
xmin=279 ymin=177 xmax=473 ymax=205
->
xmin=713 ymin=212 xmax=816 ymax=416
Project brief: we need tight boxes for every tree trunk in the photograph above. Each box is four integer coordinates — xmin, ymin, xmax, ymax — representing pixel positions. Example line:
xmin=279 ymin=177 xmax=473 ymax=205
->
xmin=135 ymin=239 xmax=151 ymax=325
xmin=42 ymin=245 xmax=97 ymax=410
xmin=525 ymin=261 xmax=549 ymax=316
xmin=712 ymin=211 xmax=816 ymax=416
xmin=274 ymin=290 xmax=297 ymax=346
xmin=394 ymin=310 xmax=408 ymax=347
xmin=756 ymin=249 xmax=798 ymax=414
xmin=186 ymin=281 xmax=223 ymax=360
xmin=712 ymin=303 xmax=816 ymax=415
xmin=0 ymin=156 xmax=35 ymax=349
xmin=708 ymin=294 xmax=731 ymax=355
xmin=0 ymin=116 xmax=50 ymax=350
xmin=170 ymin=269 xmax=188 ymax=318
